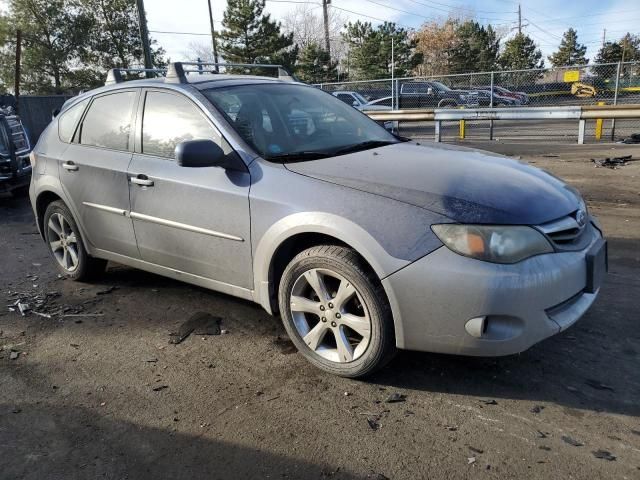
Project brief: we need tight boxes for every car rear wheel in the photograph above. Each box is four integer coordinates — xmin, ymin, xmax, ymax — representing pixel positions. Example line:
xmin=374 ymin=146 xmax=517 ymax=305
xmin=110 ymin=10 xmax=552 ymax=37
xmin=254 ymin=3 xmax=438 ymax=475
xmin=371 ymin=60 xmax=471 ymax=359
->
xmin=278 ymin=245 xmax=395 ymax=377
xmin=43 ymin=200 xmax=107 ymax=281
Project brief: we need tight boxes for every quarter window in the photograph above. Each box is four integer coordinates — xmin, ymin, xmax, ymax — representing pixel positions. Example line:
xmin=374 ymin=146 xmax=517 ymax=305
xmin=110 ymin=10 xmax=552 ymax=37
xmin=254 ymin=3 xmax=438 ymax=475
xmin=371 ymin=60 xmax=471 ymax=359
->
xmin=142 ymin=91 xmax=216 ymax=158
xmin=80 ymin=91 xmax=136 ymax=151
xmin=58 ymin=98 xmax=89 ymax=143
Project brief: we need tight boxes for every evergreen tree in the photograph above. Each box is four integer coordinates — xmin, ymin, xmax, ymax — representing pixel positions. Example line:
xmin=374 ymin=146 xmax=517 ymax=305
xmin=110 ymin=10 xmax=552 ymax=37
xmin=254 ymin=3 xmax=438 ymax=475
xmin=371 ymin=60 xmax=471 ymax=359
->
xmin=449 ymin=21 xmax=500 ymax=73
xmin=296 ymin=43 xmax=336 ymax=83
xmin=219 ymin=0 xmax=296 ymax=71
xmin=342 ymin=21 xmax=418 ymax=80
xmin=548 ymin=28 xmax=587 ymax=66
xmin=499 ymin=33 xmax=544 ymax=70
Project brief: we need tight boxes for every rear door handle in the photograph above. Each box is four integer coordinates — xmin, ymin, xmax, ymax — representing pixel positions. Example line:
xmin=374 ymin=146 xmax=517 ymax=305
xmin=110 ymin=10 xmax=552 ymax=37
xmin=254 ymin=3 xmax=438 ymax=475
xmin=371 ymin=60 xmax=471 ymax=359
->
xmin=130 ymin=174 xmax=154 ymax=187
xmin=62 ymin=161 xmax=78 ymax=171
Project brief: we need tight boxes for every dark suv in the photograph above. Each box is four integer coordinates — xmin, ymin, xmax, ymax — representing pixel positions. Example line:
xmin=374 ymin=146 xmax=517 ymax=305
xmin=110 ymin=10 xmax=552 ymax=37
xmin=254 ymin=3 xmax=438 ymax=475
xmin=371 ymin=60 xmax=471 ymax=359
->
xmin=0 ymin=107 xmax=32 ymax=196
xmin=398 ymin=81 xmax=480 ymax=108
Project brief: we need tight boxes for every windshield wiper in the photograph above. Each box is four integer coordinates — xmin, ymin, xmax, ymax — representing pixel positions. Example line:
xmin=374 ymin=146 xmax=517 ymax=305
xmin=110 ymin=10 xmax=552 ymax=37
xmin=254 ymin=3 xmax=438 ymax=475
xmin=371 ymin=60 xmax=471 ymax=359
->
xmin=331 ymin=140 xmax=396 ymax=156
xmin=265 ymin=151 xmax=332 ymax=162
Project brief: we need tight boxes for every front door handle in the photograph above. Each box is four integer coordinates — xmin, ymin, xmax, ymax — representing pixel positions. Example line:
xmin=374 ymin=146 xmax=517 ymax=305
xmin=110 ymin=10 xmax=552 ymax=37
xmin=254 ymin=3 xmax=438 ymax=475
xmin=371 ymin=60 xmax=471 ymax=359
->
xmin=62 ymin=161 xmax=78 ymax=171
xmin=130 ymin=174 xmax=154 ymax=187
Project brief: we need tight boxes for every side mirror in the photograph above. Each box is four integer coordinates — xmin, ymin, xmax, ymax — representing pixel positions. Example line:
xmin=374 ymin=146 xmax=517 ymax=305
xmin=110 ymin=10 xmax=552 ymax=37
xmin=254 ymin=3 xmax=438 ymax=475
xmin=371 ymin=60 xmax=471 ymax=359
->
xmin=426 ymin=87 xmax=433 ymax=95
xmin=175 ymin=139 xmax=244 ymax=171
xmin=352 ymin=100 xmax=359 ymax=107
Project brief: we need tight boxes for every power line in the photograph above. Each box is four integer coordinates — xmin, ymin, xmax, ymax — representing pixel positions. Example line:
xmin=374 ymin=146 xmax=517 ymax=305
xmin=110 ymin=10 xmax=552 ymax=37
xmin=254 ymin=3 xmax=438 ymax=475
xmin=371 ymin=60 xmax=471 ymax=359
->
xmin=150 ymin=30 xmax=212 ymax=36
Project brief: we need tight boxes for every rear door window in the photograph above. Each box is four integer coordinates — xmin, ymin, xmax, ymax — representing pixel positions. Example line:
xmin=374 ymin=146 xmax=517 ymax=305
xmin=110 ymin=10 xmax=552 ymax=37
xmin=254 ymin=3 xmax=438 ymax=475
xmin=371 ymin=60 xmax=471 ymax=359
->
xmin=142 ymin=91 xmax=217 ymax=158
xmin=80 ymin=91 xmax=137 ymax=151
xmin=58 ymin=98 xmax=89 ymax=143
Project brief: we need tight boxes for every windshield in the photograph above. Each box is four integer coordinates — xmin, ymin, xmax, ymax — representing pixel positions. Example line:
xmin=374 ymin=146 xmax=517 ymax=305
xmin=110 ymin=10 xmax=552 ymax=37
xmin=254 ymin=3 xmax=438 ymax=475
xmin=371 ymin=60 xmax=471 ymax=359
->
xmin=431 ymin=81 xmax=451 ymax=92
xmin=353 ymin=92 xmax=368 ymax=104
xmin=203 ymin=83 xmax=399 ymax=161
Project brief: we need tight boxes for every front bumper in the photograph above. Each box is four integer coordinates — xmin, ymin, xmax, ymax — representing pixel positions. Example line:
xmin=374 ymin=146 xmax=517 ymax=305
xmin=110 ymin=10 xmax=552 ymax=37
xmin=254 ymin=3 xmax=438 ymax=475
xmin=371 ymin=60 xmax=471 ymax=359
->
xmin=384 ymin=221 xmax=603 ymax=356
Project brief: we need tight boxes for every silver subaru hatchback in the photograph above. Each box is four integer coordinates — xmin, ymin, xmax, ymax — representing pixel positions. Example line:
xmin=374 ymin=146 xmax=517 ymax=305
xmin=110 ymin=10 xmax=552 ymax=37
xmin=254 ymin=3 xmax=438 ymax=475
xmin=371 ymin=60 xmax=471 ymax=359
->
xmin=29 ymin=63 xmax=606 ymax=377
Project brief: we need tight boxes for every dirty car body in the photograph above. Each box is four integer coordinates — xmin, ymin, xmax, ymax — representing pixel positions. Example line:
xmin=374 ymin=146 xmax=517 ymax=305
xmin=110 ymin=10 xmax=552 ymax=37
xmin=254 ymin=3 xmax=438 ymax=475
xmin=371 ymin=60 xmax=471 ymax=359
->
xmin=29 ymin=70 xmax=606 ymax=376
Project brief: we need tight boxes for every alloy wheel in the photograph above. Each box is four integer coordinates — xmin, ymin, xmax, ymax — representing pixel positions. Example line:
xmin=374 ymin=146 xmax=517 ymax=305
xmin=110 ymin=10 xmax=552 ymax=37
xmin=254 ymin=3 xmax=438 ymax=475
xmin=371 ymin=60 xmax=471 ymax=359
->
xmin=47 ymin=212 xmax=79 ymax=272
xmin=289 ymin=268 xmax=371 ymax=363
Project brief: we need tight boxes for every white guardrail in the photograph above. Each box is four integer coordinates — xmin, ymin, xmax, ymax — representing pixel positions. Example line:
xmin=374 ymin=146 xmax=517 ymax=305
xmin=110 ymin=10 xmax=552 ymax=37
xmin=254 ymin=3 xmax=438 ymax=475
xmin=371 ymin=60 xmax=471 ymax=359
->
xmin=364 ymin=104 xmax=640 ymax=144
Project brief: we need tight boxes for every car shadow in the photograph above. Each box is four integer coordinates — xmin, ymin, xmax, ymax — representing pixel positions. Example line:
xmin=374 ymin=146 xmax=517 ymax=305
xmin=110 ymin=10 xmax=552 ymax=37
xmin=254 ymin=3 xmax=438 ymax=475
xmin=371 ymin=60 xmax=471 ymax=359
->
xmin=0 ymin=404 xmax=358 ymax=480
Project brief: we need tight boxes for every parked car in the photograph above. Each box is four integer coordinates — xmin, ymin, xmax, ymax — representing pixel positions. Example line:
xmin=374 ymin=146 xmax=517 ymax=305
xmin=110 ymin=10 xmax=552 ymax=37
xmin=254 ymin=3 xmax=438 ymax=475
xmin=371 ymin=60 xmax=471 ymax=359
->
xmin=0 ymin=106 xmax=32 ymax=196
xmin=29 ymin=63 xmax=606 ymax=377
xmin=398 ymin=81 xmax=480 ymax=108
xmin=331 ymin=91 xmax=370 ymax=110
xmin=475 ymin=85 xmax=529 ymax=105
xmin=361 ymin=96 xmax=394 ymax=111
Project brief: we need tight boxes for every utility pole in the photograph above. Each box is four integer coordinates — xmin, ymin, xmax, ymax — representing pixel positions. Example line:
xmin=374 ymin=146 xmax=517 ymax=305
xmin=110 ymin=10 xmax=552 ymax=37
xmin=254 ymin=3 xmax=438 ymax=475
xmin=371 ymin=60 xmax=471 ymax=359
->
xmin=14 ymin=29 xmax=21 ymax=114
xmin=135 ymin=0 xmax=153 ymax=77
xmin=518 ymin=4 xmax=522 ymax=35
xmin=601 ymin=28 xmax=606 ymax=49
xmin=322 ymin=0 xmax=331 ymax=57
xmin=207 ymin=0 xmax=220 ymax=72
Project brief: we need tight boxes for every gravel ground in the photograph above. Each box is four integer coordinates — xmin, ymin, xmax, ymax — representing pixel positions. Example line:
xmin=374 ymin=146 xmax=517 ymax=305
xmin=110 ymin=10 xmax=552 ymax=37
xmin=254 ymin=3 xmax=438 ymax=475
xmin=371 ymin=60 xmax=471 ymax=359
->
xmin=1 ymin=143 xmax=639 ymax=480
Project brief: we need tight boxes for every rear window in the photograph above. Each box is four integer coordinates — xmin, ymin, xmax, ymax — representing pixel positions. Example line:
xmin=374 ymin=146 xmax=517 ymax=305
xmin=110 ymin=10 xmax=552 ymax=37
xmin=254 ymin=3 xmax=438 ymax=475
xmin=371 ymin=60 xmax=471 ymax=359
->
xmin=80 ymin=91 xmax=137 ymax=151
xmin=58 ymin=98 xmax=89 ymax=143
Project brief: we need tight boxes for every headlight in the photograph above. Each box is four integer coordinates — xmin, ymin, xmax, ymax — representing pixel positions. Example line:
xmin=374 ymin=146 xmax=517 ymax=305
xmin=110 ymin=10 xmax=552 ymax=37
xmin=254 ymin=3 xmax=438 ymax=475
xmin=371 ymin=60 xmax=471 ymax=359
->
xmin=432 ymin=224 xmax=553 ymax=264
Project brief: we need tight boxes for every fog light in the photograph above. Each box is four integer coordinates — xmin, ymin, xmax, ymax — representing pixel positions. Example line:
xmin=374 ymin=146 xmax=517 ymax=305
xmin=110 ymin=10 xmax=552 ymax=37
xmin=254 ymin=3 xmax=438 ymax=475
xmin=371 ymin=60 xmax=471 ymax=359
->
xmin=465 ymin=316 xmax=486 ymax=338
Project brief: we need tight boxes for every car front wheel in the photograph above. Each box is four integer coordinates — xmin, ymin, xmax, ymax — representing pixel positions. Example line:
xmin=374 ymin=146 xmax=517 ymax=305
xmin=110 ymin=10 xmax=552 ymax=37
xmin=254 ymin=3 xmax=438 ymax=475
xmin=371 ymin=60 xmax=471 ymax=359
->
xmin=278 ymin=245 xmax=396 ymax=377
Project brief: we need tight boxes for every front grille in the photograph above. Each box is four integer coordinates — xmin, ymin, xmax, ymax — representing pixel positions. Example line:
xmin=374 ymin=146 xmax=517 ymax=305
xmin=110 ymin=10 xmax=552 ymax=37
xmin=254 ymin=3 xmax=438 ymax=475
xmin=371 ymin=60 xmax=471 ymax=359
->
xmin=5 ymin=116 xmax=29 ymax=152
xmin=537 ymin=211 xmax=591 ymax=250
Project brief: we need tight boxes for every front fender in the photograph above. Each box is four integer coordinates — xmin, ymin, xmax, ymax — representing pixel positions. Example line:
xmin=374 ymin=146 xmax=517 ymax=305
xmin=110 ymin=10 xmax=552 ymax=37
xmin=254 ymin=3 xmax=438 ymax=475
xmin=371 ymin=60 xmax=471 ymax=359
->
xmin=253 ymin=211 xmax=409 ymax=314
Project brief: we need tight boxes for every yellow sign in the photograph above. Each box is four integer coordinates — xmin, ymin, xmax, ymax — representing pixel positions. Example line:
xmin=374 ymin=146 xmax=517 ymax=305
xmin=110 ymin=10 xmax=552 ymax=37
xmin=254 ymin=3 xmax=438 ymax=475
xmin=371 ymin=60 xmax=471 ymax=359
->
xmin=563 ymin=70 xmax=580 ymax=82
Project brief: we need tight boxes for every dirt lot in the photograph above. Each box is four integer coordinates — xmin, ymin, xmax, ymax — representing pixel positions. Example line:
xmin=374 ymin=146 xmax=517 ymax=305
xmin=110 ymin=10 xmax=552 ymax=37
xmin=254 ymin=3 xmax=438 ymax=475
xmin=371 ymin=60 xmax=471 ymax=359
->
xmin=1 ymin=143 xmax=639 ymax=480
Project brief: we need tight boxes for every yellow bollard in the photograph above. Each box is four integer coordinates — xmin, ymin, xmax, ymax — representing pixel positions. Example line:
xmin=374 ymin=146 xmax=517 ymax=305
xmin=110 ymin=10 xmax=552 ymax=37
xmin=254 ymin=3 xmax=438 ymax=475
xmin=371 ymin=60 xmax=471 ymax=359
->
xmin=595 ymin=101 xmax=605 ymax=141
xmin=459 ymin=106 xmax=465 ymax=139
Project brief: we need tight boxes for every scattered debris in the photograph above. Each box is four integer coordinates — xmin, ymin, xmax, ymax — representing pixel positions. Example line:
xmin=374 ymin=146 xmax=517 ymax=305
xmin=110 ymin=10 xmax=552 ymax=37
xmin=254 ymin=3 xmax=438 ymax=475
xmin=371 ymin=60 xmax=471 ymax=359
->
xmin=69 ymin=343 xmax=80 ymax=349
xmin=631 ymin=430 xmax=640 ymax=436
xmin=221 ymin=329 xmax=229 ymax=335
xmin=96 ymin=286 xmax=118 ymax=295
xmin=152 ymin=385 xmax=169 ymax=392
xmin=385 ymin=392 xmax=406 ymax=403
xmin=562 ymin=435 xmax=584 ymax=447
xmin=468 ymin=446 xmax=484 ymax=454
xmin=366 ymin=417 xmax=380 ymax=431
xmin=145 ymin=358 xmax=158 ymax=363
xmin=467 ymin=457 xmax=476 ymax=465
xmin=592 ymin=450 xmax=616 ymax=461
xmin=530 ymin=405 xmax=545 ymax=414
xmin=32 ymin=311 xmax=52 ymax=319
xmin=592 ymin=155 xmax=637 ymax=169
xmin=584 ymin=379 xmax=615 ymax=391
xmin=445 ymin=425 xmax=458 ymax=432
xmin=566 ymin=386 xmax=580 ymax=393
xmin=12 ymin=407 xmax=21 ymax=414
xmin=481 ymin=399 xmax=498 ymax=405
xmin=9 ymin=351 xmax=19 ymax=360
xmin=344 ymin=392 xmax=351 ymax=396
xmin=17 ymin=302 xmax=30 ymax=316
xmin=169 ymin=312 xmax=221 ymax=344
xmin=536 ymin=430 xmax=549 ymax=439
xmin=539 ymin=445 xmax=552 ymax=451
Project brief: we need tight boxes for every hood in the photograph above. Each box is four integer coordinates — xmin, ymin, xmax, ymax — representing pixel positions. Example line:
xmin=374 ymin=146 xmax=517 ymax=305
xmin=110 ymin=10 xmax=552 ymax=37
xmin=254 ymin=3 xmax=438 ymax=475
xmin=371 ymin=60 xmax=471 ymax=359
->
xmin=284 ymin=142 xmax=581 ymax=225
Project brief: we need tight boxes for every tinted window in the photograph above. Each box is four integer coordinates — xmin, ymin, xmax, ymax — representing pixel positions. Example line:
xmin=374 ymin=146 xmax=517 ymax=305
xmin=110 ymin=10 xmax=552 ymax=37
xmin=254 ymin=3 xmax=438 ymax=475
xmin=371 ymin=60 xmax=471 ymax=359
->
xmin=142 ymin=91 xmax=216 ymax=158
xmin=58 ymin=98 xmax=89 ymax=143
xmin=81 ymin=91 xmax=136 ymax=150
xmin=336 ymin=94 xmax=353 ymax=104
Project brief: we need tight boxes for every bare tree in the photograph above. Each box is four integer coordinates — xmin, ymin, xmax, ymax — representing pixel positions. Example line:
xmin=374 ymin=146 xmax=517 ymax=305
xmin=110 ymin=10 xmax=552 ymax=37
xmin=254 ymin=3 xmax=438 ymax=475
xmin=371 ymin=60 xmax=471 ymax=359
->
xmin=282 ymin=4 xmax=346 ymax=63
xmin=182 ymin=41 xmax=216 ymax=63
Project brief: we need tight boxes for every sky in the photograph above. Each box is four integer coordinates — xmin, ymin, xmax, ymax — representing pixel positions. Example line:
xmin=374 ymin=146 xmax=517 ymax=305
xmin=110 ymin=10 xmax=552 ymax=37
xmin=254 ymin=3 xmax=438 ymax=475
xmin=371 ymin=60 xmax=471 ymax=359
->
xmin=143 ymin=0 xmax=640 ymax=64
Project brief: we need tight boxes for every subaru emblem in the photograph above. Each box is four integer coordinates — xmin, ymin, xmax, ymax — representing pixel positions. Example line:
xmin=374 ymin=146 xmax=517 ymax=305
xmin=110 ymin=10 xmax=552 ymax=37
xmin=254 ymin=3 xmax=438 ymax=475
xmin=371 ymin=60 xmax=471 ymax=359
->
xmin=576 ymin=209 xmax=587 ymax=227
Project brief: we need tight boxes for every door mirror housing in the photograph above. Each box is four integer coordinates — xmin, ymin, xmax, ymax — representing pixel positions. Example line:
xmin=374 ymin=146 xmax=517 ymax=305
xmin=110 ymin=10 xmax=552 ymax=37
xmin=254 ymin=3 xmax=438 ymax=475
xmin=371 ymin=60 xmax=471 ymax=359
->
xmin=175 ymin=140 xmax=244 ymax=171
xmin=352 ymin=100 xmax=359 ymax=107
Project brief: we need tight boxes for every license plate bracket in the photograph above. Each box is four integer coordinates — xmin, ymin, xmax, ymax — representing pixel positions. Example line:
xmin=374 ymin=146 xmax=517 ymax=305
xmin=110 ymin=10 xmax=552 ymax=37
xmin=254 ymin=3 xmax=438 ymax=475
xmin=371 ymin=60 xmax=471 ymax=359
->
xmin=585 ymin=238 xmax=607 ymax=294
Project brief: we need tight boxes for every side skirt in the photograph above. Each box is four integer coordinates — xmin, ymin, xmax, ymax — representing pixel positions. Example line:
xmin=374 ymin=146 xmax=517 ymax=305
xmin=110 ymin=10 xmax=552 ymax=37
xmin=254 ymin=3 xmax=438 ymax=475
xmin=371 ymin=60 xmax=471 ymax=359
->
xmin=92 ymin=248 xmax=256 ymax=303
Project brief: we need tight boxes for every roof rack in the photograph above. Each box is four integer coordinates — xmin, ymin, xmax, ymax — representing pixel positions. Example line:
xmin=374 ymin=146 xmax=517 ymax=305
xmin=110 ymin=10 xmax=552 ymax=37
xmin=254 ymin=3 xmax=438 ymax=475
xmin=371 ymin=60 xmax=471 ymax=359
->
xmin=105 ymin=62 xmax=297 ymax=86
xmin=165 ymin=62 xmax=297 ymax=83
xmin=105 ymin=68 xmax=167 ymax=85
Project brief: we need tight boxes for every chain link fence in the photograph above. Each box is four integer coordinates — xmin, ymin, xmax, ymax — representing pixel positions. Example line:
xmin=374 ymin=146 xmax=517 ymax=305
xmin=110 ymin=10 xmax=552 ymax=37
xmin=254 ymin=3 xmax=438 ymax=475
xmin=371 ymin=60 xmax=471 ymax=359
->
xmin=317 ymin=62 xmax=640 ymax=143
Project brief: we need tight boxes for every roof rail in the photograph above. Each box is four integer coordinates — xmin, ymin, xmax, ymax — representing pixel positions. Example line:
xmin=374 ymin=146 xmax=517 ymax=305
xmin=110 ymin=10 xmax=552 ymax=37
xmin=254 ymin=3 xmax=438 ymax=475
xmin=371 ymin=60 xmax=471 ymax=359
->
xmin=165 ymin=62 xmax=297 ymax=84
xmin=105 ymin=68 xmax=167 ymax=86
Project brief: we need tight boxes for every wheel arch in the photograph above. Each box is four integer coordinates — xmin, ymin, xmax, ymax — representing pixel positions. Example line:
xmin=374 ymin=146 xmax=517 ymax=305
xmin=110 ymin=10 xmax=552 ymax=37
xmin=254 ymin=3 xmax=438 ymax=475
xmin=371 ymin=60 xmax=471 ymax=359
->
xmin=35 ymin=190 xmax=64 ymax=240
xmin=253 ymin=212 xmax=408 ymax=317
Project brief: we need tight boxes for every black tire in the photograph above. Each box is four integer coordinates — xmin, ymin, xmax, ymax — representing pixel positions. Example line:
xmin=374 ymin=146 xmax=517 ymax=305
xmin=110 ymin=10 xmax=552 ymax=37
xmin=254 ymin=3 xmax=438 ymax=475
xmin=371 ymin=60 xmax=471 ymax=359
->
xmin=278 ymin=245 xmax=396 ymax=378
xmin=43 ymin=200 xmax=107 ymax=281
xmin=439 ymin=100 xmax=457 ymax=108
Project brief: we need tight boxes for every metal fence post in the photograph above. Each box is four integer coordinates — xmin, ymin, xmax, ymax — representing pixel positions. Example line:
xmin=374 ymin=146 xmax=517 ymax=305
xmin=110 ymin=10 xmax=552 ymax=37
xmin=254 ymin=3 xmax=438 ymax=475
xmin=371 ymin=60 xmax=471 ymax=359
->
xmin=435 ymin=120 xmax=441 ymax=142
xmin=489 ymin=71 xmax=494 ymax=140
xmin=578 ymin=119 xmax=586 ymax=145
xmin=611 ymin=61 xmax=621 ymax=140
